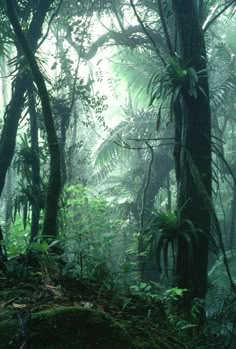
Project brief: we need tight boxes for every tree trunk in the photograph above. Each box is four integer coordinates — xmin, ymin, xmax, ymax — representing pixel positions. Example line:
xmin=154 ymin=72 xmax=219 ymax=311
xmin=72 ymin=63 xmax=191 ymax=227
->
xmin=229 ymin=180 xmax=236 ymax=249
xmin=6 ymin=0 xmax=61 ymax=238
xmin=173 ymin=0 xmax=212 ymax=310
xmin=27 ymin=78 xmax=41 ymax=242
xmin=0 ymin=1 xmax=54 ymax=197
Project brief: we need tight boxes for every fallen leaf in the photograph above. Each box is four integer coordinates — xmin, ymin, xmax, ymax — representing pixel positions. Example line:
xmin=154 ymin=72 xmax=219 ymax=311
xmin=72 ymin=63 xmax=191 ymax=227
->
xmin=12 ymin=303 xmax=27 ymax=309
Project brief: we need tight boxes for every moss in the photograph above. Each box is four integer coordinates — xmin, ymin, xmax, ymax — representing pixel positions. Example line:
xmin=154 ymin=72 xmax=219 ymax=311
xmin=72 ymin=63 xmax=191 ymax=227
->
xmin=0 ymin=306 xmax=132 ymax=349
xmin=0 ymin=316 xmax=20 ymax=348
xmin=0 ymin=285 xmax=184 ymax=349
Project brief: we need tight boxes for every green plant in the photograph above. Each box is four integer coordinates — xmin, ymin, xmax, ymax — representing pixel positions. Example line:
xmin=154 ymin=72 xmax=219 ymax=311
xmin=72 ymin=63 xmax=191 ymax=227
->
xmin=62 ymin=184 xmax=126 ymax=288
xmin=141 ymin=209 xmax=202 ymax=277
xmin=148 ymin=55 xmax=207 ymax=107
xmin=130 ymin=281 xmax=161 ymax=302
xmin=5 ymin=215 xmax=30 ymax=256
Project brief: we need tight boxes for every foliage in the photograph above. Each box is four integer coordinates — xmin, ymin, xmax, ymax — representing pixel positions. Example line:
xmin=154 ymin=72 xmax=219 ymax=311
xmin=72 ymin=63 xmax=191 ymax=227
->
xmin=129 ymin=281 xmax=187 ymax=305
xmin=111 ymin=48 xmax=158 ymax=106
xmin=210 ymin=80 xmax=235 ymax=111
xmin=61 ymin=184 xmax=134 ymax=289
xmin=92 ymin=108 xmax=166 ymax=225
xmin=4 ymin=216 xmax=30 ymax=256
xmin=0 ymin=0 xmax=236 ymax=347
xmin=0 ymin=3 xmax=12 ymax=57
xmin=12 ymin=134 xmax=45 ymax=229
xmin=148 ymin=55 xmax=207 ymax=116
xmin=141 ymin=209 xmax=201 ymax=277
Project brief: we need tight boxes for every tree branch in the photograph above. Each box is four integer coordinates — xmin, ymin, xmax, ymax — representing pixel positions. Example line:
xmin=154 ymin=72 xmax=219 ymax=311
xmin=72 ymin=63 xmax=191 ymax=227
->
xmin=157 ymin=0 xmax=174 ymax=56
xmin=65 ymin=24 xmax=167 ymax=61
xmin=140 ymin=142 xmax=155 ymax=230
xmin=130 ymin=0 xmax=166 ymax=66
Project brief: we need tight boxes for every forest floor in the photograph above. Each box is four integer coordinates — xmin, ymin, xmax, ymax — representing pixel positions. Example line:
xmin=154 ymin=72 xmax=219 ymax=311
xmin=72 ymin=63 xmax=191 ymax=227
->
xmin=0 ymin=254 xmax=226 ymax=349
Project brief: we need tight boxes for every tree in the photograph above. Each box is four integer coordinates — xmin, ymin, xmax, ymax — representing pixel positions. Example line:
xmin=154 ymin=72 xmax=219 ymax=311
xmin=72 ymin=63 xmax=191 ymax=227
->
xmin=0 ymin=1 xmax=55 ymax=197
xmin=27 ymin=78 xmax=41 ymax=241
xmin=6 ymin=0 xmax=61 ymax=238
xmin=172 ymin=0 xmax=212 ymax=312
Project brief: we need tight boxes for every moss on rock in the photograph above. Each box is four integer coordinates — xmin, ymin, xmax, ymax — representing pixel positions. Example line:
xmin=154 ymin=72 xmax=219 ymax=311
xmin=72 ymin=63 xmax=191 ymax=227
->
xmin=0 ymin=306 xmax=132 ymax=349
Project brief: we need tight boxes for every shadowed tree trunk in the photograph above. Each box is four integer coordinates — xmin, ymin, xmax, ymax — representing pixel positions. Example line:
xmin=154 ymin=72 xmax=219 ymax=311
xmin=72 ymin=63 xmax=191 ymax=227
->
xmin=229 ymin=168 xmax=236 ymax=249
xmin=7 ymin=0 xmax=61 ymax=238
xmin=138 ymin=136 xmax=174 ymax=281
xmin=173 ymin=0 xmax=212 ymax=313
xmin=27 ymin=78 xmax=41 ymax=242
xmin=0 ymin=1 xmax=55 ymax=197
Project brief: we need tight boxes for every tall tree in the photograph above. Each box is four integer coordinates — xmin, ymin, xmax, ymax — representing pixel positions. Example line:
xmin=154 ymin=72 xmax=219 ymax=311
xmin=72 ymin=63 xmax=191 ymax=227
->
xmin=6 ymin=0 xmax=61 ymax=238
xmin=0 ymin=1 xmax=55 ymax=196
xmin=142 ymin=0 xmax=213 ymax=314
xmin=172 ymin=0 xmax=212 ymax=312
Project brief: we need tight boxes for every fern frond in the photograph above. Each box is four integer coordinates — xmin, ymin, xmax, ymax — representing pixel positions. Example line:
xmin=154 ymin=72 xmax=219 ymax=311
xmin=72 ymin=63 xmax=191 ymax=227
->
xmin=210 ymin=80 xmax=235 ymax=111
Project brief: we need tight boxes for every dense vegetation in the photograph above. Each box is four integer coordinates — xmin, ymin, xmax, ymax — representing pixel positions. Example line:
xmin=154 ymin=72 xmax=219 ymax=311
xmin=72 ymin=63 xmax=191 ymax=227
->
xmin=0 ymin=0 xmax=236 ymax=347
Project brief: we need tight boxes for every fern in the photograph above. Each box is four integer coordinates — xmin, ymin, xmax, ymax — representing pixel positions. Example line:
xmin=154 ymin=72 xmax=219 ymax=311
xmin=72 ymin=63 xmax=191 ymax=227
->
xmin=111 ymin=47 xmax=158 ymax=106
xmin=93 ymin=108 xmax=159 ymax=183
xmin=210 ymin=80 xmax=235 ymax=111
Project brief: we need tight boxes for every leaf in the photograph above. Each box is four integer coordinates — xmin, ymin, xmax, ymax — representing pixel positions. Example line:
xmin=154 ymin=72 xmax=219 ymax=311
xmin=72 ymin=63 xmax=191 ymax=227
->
xmin=12 ymin=303 xmax=27 ymax=309
xmin=80 ymin=301 xmax=93 ymax=309
xmin=30 ymin=240 xmax=49 ymax=252
xmin=179 ymin=231 xmax=194 ymax=265
xmin=180 ymin=323 xmax=196 ymax=330
xmin=156 ymin=103 xmax=163 ymax=130
xmin=188 ymin=86 xmax=197 ymax=98
xmin=197 ymin=85 xmax=208 ymax=100
xmin=188 ymin=67 xmax=198 ymax=83
xmin=139 ymin=282 xmax=147 ymax=289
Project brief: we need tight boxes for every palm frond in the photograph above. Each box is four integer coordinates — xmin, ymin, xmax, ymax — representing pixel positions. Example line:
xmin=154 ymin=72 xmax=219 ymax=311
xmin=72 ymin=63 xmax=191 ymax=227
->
xmin=94 ymin=109 xmax=158 ymax=167
xmin=112 ymin=48 xmax=158 ymax=105
xmin=210 ymin=80 xmax=235 ymax=111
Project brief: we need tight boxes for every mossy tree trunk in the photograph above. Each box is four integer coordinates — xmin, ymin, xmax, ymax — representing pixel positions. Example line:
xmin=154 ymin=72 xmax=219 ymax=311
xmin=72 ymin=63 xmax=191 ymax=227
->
xmin=6 ymin=0 xmax=61 ymax=238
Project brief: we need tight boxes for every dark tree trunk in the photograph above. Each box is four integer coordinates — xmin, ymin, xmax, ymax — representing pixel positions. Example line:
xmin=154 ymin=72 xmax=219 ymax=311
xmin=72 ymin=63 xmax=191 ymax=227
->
xmin=229 ymin=181 xmax=236 ymax=249
xmin=0 ymin=228 xmax=7 ymax=273
xmin=140 ymin=126 xmax=174 ymax=227
xmin=143 ymin=151 xmax=173 ymax=222
xmin=0 ymin=1 xmax=54 ymax=197
xmin=138 ymin=140 xmax=173 ymax=281
xmin=27 ymin=78 xmax=41 ymax=242
xmin=173 ymin=0 xmax=212 ymax=309
xmin=7 ymin=0 xmax=61 ymax=238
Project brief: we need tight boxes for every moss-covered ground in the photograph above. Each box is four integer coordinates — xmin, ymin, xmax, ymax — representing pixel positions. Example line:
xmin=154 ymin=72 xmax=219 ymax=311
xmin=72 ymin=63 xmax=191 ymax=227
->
xmin=0 ymin=256 xmax=227 ymax=349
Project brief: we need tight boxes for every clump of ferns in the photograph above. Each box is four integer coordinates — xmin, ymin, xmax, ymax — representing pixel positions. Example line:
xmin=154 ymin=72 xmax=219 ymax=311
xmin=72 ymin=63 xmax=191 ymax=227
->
xmin=143 ymin=209 xmax=202 ymax=278
xmin=148 ymin=55 xmax=207 ymax=114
